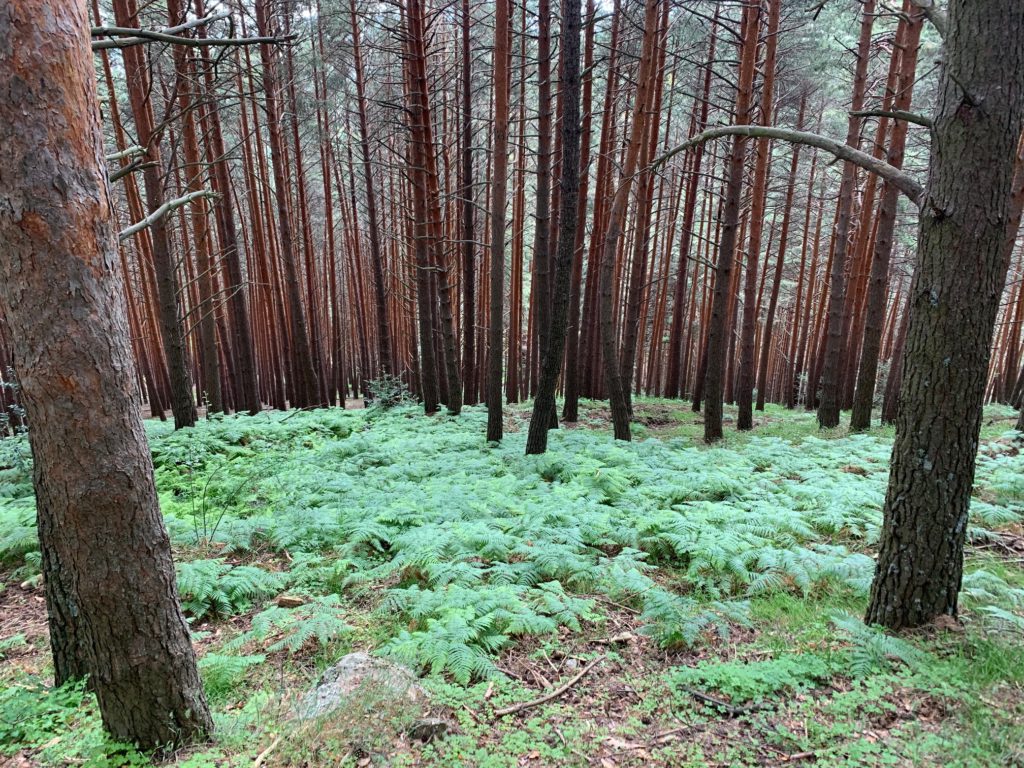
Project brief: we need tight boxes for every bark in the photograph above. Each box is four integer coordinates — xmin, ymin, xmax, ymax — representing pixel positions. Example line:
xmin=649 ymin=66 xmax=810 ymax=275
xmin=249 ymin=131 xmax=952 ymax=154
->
xmin=460 ymin=0 xmax=477 ymax=405
xmin=866 ymin=0 xmax=1024 ymax=629
xmin=526 ymin=0 xmax=582 ymax=454
xmin=737 ymin=0 xmax=780 ymax=429
xmin=757 ymin=95 xmax=805 ymax=410
xmin=530 ymin=0 xmax=554 ymax=417
xmin=560 ymin=0 xmax=596 ymax=423
xmin=665 ymin=14 xmax=717 ymax=400
xmin=350 ymin=0 xmax=393 ymax=379
xmin=702 ymin=0 xmax=759 ymax=442
xmin=850 ymin=5 xmax=924 ymax=431
xmin=194 ymin=0 xmax=260 ymax=416
xmin=0 ymin=0 xmax=212 ymax=747
xmin=111 ymin=0 xmax=196 ymax=429
xmin=487 ymin=0 xmax=511 ymax=441
xmin=598 ymin=0 xmax=661 ymax=442
xmin=255 ymin=0 xmax=320 ymax=408
xmin=816 ymin=0 xmax=875 ymax=429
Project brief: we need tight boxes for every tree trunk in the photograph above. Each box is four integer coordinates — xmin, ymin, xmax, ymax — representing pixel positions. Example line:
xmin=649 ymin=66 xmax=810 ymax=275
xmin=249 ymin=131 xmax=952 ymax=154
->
xmin=737 ymin=0 xmax=780 ymax=429
xmin=816 ymin=0 xmax=875 ymax=428
xmin=255 ymin=0 xmax=320 ymax=409
xmin=0 ymin=0 xmax=212 ymax=747
xmin=112 ymin=0 xmax=196 ymax=429
xmin=526 ymin=0 xmax=583 ymax=454
xmin=460 ymin=0 xmax=478 ymax=404
xmin=850 ymin=5 xmax=924 ymax=431
xmin=702 ymin=0 xmax=759 ymax=442
xmin=866 ymin=0 xmax=1024 ymax=629
xmin=349 ymin=0 xmax=393 ymax=380
xmin=597 ymin=0 xmax=661 ymax=441
xmin=487 ymin=0 xmax=512 ymax=441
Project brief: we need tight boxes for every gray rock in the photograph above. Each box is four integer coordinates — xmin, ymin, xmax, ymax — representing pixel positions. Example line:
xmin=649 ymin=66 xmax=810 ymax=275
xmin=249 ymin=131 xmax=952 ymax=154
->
xmin=295 ymin=652 xmax=427 ymax=720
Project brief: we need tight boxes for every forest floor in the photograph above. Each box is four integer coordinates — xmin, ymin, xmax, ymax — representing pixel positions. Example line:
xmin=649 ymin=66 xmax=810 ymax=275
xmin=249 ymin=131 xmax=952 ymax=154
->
xmin=1 ymin=400 xmax=1023 ymax=767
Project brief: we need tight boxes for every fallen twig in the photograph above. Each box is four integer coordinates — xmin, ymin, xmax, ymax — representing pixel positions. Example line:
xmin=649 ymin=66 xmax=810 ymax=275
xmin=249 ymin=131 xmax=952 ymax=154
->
xmin=684 ymin=687 xmax=766 ymax=718
xmin=492 ymin=654 xmax=606 ymax=718
xmin=252 ymin=734 xmax=282 ymax=768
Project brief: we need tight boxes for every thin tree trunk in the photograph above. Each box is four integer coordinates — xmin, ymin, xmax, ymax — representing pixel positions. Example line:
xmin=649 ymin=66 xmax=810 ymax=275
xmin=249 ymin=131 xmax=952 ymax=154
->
xmin=487 ymin=0 xmax=512 ymax=441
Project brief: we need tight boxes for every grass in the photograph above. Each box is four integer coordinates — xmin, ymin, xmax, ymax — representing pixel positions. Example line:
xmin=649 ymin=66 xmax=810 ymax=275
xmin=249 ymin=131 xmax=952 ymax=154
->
xmin=0 ymin=399 xmax=1022 ymax=766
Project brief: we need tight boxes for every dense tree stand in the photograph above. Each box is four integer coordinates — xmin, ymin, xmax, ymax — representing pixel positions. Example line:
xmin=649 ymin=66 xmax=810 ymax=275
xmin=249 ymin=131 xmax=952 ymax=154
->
xmin=865 ymin=0 xmax=1024 ymax=629
xmin=0 ymin=0 xmax=212 ymax=748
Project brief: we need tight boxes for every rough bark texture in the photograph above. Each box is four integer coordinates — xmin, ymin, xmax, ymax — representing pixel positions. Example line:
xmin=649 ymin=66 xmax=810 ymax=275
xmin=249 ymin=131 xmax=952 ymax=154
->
xmin=525 ymin=0 xmax=582 ymax=455
xmin=0 ymin=0 xmax=213 ymax=747
xmin=866 ymin=0 xmax=1024 ymax=629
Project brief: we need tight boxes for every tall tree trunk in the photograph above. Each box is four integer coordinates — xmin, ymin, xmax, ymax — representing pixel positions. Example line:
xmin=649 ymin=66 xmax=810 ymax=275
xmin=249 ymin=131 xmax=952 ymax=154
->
xmin=460 ymin=0 xmax=478 ymax=405
xmin=255 ymin=0 xmax=320 ymax=408
xmin=0 ymin=0 xmax=212 ymax=746
xmin=816 ymin=0 xmax=875 ymax=428
xmin=737 ymin=0 xmax=780 ymax=429
xmin=866 ymin=0 xmax=1024 ymax=629
xmin=561 ymin=0 xmax=599 ymax=422
xmin=526 ymin=0 xmax=583 ymax=454
xmin=597 ymin=0 xmax=661 ymax=441
xmin=757 ymin=94 xmax=806 ymax=410
xmin=850 ymin=4 xmax=924 ymax=431
xmin=487 ymin=0 xmax=512 ymax=441
xmin=111 ymin=0 xmax=196 ymax=428
xmin=702 ymin=0 xmax=759 ymax=442
xmin=350 ymin=0 xmax=394 ymax=379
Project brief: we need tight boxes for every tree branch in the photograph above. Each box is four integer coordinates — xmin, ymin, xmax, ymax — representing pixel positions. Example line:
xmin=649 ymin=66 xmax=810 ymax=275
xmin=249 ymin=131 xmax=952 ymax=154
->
xmin=850 ymin=109 xmax=933 ymax=128
xmin=91 ymin=13 xmax=295 ymax=50
xmin=105 ymin=145 xmax=145 ymax=163
xmin=654 ymin=125 xmax=924 ymax=206
xmin=119 ymin=191 xmax=217 ymax=242
xmin=909 ymin=0 xmax=947 ymax=39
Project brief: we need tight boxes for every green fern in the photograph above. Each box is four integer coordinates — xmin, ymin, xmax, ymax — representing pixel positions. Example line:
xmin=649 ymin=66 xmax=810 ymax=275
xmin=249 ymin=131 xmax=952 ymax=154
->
xmin=225 ymin=595 xmax=352 ymax=653
xmin=176 ymin=559 xmax=284 ymax=620
xmin=832 ymin=612 xmax=925 ymax=677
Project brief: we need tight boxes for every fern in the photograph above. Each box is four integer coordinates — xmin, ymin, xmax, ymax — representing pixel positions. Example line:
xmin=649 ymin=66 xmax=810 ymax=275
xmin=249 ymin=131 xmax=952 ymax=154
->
xmin=225 ymin=595 xmax=352 ymax=653
xmin=832 ymin=612 xmax=925 ymax=676
xmin=176 ymin=559 xmax=284 ymax=620
xmin=199 ymin=653 xmax=265 ymax=699
xmin=671 ymin=653 xmax=834 ymax=703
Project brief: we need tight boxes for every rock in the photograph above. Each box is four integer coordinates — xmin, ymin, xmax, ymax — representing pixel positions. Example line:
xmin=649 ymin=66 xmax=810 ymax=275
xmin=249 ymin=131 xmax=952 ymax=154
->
xmin=406 ymin=717 xmax=449 ymax=742
xmin=295 ymin=652 xmax=426 ymax=721
xmin=275 ymin=594 xmax=306 ymax=608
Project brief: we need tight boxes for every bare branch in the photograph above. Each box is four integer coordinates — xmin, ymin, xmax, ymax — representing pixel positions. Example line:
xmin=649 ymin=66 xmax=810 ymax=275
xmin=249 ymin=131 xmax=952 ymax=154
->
xmin=655 ymin=124 xmax=924 ymax=206
xmin=850 ymin=109 xmax=933 ymax=128
xmin=119 ymin=191 xmax=217 ymax=242
xmin=91 ymin=12 xmax=295 ymax=51
xmin=909 ymin=0 xmax=947 ymax=39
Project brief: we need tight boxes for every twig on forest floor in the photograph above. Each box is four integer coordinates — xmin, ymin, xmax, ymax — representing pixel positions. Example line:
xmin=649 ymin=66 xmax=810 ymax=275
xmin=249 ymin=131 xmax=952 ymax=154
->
xmin=252 ymin=734 xmax=282 ymax=768
xmin=492 ymin=654 xmax=606 ymax=718
xmin=683 ymin=687 xmax=768 ymax=718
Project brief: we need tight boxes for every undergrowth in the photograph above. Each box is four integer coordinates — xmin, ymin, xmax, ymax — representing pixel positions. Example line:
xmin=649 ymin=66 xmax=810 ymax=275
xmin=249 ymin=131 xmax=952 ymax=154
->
xmin=1 ymin=401 xmax=1022 ymax=766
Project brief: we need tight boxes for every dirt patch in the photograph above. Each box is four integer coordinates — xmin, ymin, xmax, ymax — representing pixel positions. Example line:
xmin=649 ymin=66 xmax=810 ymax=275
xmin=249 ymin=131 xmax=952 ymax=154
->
xmin=0 ymin=576 xmax=49 ymax=678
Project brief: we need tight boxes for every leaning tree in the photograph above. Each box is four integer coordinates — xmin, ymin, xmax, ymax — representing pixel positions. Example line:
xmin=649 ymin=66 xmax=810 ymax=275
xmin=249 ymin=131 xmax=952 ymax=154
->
xmin=0 ymin=0 xmax=213 ymax=748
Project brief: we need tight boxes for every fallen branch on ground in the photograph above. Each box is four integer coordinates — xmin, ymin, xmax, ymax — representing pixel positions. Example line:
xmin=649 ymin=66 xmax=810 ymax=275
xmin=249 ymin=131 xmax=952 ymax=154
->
xmin=492 ymin=654 xmax=606 ymax=718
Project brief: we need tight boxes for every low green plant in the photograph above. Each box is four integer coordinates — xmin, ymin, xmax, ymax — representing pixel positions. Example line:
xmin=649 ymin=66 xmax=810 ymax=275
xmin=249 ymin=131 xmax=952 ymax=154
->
xmin=176 ymin=559 xmax=285 ymax=619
